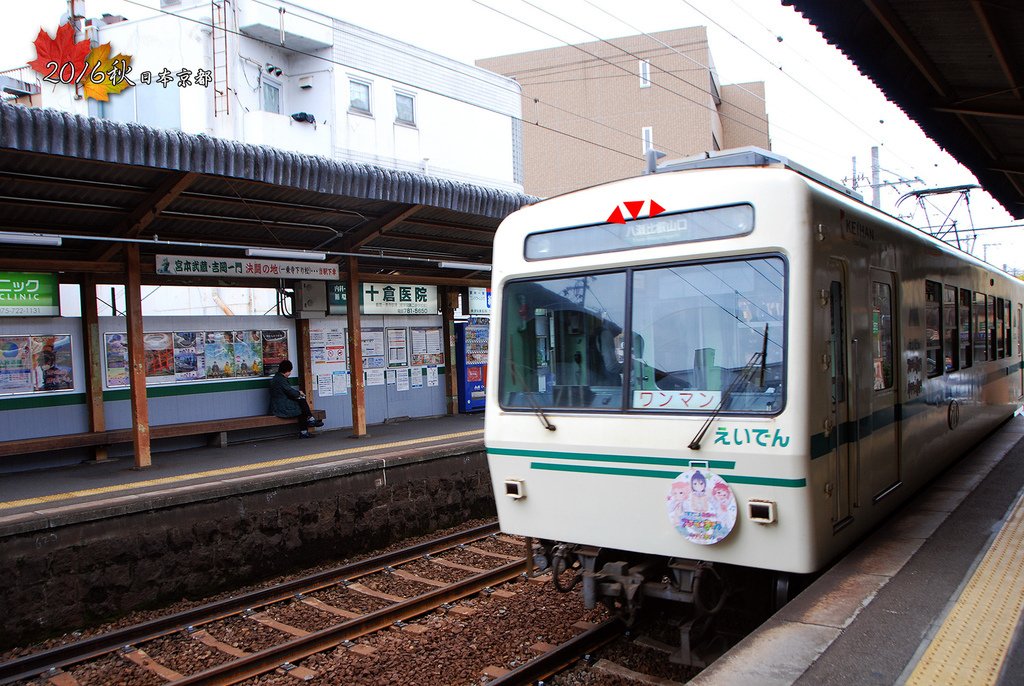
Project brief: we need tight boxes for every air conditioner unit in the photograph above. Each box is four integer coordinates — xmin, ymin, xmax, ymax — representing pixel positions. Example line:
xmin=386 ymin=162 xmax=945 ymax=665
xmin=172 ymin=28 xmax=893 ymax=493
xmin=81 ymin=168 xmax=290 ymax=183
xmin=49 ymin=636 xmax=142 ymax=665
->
xmin=292 ymin=280 xmax=327 ymax=319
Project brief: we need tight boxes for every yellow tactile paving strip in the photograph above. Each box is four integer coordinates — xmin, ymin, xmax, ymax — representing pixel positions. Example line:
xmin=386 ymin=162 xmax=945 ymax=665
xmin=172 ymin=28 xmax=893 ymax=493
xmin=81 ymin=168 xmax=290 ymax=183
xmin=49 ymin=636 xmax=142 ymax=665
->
xmin=906 ymin=492 xmax=1024 ymax=686
xmin=0 ymin=429 xmax=483 ymax=511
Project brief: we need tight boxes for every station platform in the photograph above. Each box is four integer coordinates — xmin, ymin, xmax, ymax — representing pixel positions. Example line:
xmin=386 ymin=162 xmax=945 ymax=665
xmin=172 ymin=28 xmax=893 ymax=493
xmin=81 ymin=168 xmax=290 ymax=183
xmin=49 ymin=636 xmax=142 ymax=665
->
xmin=694 ymin=414 xmax=1024 ymax=686
xmin=0 ymin=412 xmax=485 ymax=527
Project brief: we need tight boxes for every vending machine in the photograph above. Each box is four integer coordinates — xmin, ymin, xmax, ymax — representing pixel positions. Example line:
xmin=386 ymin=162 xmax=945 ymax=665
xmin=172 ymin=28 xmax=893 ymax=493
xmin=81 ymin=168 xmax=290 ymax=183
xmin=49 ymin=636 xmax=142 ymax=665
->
xmin=455 ymin=320 xmax=489 ymax=412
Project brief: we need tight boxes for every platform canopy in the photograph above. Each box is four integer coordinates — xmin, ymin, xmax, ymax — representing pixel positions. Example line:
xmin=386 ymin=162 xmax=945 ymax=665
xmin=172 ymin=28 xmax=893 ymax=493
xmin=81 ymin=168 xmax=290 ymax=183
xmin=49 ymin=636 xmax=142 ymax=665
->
xmin=783 ymin=0 xmax=1024 ymax=220
xmin=0 ymin=102 xmax=537 ymax=285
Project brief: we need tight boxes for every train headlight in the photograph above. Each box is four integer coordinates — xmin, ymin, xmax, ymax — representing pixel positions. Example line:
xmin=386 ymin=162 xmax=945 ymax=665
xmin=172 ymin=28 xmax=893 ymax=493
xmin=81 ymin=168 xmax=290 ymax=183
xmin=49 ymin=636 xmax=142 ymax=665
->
xmin=747 ymin=499 xmax=777 ymax=524
xmin=504 ymin=479 xmax=526 ymax=500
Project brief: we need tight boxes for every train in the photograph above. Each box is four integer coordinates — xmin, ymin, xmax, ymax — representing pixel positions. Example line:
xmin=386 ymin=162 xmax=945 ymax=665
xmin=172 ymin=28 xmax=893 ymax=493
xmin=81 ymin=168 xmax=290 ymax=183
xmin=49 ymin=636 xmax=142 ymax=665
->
xmin=483 ymin=147 xmax=1024 ymax=661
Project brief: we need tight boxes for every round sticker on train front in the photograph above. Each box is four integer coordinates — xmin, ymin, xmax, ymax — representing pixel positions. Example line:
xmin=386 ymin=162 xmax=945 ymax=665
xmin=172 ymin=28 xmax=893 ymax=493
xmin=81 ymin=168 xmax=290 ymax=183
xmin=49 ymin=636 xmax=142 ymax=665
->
xmin=666 ymin=469 xmax=738 ymax=544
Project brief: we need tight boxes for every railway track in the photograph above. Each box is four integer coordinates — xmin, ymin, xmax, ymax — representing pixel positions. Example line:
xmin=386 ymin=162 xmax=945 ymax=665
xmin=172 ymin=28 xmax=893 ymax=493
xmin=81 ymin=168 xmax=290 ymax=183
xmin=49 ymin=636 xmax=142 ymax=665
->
xmin=2 ymin=522 xmax=519 ymax=685
xmin=2 ymin=522 xmax=636 ymax=686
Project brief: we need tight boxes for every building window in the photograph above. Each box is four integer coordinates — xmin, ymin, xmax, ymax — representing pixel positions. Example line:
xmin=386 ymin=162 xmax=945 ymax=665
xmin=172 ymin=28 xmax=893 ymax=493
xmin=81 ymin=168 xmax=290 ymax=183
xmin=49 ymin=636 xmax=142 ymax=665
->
xmin=639 ymin=60 xmax=651 ymax=88
xmin=349 ymin=79 xmax=371 ymax=115
xmin=395 ymin=92 xmax=415 ymax=125
xmin=642 ymin=126 xmax=653 ymax=154
xmin=262 ymin=80 xmax=281 ymax=114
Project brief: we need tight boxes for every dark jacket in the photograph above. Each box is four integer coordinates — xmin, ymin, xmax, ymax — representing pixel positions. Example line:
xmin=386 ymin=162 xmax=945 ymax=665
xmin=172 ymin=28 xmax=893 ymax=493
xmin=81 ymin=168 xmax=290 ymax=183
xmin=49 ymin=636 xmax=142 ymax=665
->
xmin=269 ymin=372 xmax=302 ymax=417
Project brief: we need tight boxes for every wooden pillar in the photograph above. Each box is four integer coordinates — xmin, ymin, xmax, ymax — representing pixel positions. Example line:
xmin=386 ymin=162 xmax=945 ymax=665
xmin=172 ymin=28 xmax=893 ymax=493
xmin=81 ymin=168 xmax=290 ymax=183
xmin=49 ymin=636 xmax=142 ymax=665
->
xmin=80 ymin=276 xmax=108 ymax=462
xmin=345 ymin=256 xmax=367 ymax=437
xmin=441 ymin=286 xmax=460 ymax=416
xmin=295 ymin=318 xmax=314 ymax=407
xmin=124 ymin=245 xmax=151 ymax=468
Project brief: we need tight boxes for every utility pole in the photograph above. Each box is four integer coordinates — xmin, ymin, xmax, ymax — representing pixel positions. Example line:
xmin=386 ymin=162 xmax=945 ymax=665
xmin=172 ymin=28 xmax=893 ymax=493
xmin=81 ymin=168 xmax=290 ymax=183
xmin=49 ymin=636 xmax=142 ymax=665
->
xmin=871 ymin=146 xmax=881 ymax=209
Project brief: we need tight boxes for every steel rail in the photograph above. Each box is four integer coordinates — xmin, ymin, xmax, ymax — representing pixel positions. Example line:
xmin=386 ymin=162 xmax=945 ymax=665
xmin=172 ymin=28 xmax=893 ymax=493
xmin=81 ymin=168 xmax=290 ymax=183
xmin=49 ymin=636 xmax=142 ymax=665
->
xmin=487 ymin=617 xmax=627 ymax=685
xmin=0 ymin=521 xmax=500 ymax=685
xmin=172 ymin=558 xmax=528 ymax=685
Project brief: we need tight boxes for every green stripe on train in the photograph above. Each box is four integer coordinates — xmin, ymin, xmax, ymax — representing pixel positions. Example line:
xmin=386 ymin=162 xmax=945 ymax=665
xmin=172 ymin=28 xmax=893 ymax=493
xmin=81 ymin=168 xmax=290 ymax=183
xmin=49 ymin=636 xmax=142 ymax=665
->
xmin=529 ymin=461 xmax=806 ymax=487
xmin=487 ymin=447 xmax=735 ymax=470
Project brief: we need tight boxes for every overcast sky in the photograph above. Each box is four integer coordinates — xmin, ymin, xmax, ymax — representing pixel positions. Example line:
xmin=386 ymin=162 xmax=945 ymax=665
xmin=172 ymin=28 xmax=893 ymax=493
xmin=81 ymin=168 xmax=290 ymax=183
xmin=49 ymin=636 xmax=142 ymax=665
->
xmin=7 ymin=0 xmax=1023 ymax=269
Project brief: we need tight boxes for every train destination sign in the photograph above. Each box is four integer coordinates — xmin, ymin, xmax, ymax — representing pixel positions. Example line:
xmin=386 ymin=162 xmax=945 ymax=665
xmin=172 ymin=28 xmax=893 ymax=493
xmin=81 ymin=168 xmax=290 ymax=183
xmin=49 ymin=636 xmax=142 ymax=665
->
xmin=0 ymin=272 xmax=59 ymax=316
xmin=525 ymin=203 xmax=754 ymax=260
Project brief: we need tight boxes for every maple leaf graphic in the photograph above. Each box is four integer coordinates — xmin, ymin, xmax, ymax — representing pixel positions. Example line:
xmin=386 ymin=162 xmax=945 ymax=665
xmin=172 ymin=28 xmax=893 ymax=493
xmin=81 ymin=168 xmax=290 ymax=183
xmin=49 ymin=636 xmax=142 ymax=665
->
xmin=82 ymin=43 xmax=134 ymax=101
xmin=28 ymin=23 xmax=91 ymax=83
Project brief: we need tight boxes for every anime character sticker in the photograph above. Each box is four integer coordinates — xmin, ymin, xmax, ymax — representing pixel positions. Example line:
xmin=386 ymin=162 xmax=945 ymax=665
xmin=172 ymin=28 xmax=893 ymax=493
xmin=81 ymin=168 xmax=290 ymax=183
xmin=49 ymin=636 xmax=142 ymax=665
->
xmin=666 ymin=468 xmax=738 ymax=545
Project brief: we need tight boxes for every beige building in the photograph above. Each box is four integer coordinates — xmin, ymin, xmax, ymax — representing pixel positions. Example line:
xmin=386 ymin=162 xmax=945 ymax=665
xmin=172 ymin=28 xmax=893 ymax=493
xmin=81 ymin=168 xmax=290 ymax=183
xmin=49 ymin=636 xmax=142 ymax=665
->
xmin=478 ymin=27 xmax=771 ymax=198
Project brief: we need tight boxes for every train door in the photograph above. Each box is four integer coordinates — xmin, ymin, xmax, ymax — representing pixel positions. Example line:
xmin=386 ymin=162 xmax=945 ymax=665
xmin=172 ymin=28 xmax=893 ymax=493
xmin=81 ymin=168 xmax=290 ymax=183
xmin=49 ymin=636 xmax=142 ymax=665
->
xmin=827 ymin=260 xmax=853 ymax=527
xmin=864 ymin=270 xmax=901 ymax=500
xmin=1017 ymin=303 xmax=1023 ymax=399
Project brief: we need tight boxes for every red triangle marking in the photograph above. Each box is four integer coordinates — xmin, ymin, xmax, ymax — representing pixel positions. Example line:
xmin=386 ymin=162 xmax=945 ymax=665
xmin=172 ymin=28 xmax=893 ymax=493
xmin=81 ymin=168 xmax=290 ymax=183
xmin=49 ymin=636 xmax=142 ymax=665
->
xmin=624 ymin=200 xmax=645 ymax=219
xmin=649 ymin=199 xmax=666 ymax=217
xmin=607 ymin=206 xmax=626 ymax=224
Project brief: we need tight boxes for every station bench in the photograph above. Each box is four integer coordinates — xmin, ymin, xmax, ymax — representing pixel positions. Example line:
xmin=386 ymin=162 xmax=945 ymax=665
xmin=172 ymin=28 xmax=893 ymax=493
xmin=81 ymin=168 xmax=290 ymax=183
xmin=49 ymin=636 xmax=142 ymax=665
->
xmin=0 ymin=410 xmax=327 ymax=458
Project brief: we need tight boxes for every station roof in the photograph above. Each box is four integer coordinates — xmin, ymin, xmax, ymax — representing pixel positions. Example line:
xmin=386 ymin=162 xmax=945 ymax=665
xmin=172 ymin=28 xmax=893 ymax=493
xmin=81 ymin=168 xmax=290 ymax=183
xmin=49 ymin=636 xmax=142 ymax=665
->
xmin=0 ymin=102 xmax=537 ymax=286
xmin=783 ymin=0 xmax=1024 ymax=220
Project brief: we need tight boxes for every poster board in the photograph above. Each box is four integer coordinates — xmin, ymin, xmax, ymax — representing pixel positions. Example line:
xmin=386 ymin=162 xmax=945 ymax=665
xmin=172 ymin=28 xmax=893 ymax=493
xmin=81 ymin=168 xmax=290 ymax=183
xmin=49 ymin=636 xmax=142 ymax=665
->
xmin=410 ymin=327 xmax=444 ymax=367
xmin=0 ymin=334 xmax=74 ymax=395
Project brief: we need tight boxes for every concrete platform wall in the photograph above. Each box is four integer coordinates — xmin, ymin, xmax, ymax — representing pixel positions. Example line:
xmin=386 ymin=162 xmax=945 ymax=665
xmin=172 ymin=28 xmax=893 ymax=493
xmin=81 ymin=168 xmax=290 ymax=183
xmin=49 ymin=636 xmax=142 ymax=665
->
xmin=0 ymin=449 xmax=493 ymax=648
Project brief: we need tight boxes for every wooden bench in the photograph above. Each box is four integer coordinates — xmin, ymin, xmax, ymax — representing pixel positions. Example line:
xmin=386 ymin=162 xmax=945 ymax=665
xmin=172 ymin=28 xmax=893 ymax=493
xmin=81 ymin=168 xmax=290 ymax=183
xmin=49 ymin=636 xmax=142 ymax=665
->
xmin=0 ymin=410 xmax=326 ymax=458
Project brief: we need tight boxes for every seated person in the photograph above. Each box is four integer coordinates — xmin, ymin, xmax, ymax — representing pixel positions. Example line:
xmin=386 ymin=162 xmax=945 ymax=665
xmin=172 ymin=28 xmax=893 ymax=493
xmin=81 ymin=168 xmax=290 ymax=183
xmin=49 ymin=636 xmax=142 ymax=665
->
xmin=269 ymin=360 xmax=324 ymax=438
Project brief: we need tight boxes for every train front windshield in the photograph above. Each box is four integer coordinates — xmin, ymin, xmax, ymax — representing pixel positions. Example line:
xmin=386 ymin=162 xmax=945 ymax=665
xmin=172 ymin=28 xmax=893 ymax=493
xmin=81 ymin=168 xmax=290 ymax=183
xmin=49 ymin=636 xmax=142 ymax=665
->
xmin=499 ymin=256 xmax=786 ymax=414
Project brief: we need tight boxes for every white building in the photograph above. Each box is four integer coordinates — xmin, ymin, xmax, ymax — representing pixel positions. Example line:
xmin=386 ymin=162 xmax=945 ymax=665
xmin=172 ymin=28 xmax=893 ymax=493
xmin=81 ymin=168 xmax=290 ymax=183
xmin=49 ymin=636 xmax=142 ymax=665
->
xmin=4 ymin=0 xmax=523 ymax=192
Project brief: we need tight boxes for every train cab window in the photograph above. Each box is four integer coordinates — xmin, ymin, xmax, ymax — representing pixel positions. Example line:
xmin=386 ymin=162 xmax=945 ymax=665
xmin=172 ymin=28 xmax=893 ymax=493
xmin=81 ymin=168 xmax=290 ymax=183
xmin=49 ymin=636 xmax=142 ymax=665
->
xmin=872 ymin=282 xmax=894 ymax=389
xmin=989 ymin=295 xmax=998 ymax=360
xmin=499 ymin=273 xmax=627 ymax=410
xmin=925 ymin=281 xmax=942 ymax=377
xmin=959 ymin=289 xmax=972 ymax=369
xmin=943 ymin=285 xmax=958 ymax=372
xmin=628 ymin=256 xmax=786 ymax=414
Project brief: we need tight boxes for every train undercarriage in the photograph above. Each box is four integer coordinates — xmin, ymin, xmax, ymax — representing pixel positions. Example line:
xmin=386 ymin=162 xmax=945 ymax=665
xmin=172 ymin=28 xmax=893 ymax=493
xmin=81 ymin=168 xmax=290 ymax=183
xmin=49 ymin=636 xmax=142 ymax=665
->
xmin=530 ymin=539 xmax=798 ymax=667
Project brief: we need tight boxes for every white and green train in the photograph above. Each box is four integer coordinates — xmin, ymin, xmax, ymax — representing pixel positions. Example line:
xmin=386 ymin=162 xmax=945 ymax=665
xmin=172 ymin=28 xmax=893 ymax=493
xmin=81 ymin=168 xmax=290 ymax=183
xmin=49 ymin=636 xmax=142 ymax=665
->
xmin=484 ymin=149 xmax=1023 ymax=644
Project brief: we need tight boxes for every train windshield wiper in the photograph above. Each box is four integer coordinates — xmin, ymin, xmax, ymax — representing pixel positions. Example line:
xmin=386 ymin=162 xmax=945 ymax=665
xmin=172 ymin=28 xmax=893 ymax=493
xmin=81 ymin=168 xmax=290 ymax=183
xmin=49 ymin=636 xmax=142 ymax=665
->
xmin=688 ymin=325 xmax=768 ymax=450
xmin=525 ymin=392 xmax=556 ymax=431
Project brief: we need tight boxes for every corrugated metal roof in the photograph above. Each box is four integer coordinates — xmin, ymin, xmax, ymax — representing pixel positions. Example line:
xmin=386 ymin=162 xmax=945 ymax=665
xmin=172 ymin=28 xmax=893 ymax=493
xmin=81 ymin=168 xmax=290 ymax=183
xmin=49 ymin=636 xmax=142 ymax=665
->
xmin=783 ymin=0 xmax=1024 ymax=220
xmin=0 ymin=102 xmax=538 ymax=283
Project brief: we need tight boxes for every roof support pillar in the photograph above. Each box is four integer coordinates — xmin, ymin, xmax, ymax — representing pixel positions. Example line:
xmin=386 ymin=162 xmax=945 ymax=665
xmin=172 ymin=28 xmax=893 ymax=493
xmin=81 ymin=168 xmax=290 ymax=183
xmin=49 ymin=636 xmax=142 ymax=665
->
xmin=124 ymin=245 xmax=152 ymax=468
xmin=441 ymin=286 xmax=460 ymax=416
xmin=296 ymin=318 xmax=315 ymax=430
xmin=80 ymin=275 xmax=108 ymax=462
xmin=346 ymin=256 xmax=367 ymax=437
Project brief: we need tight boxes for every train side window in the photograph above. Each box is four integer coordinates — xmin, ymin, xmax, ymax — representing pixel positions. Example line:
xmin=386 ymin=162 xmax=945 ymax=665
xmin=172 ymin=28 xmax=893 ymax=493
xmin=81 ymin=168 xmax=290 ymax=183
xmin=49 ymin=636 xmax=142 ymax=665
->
xmin=1003 ymin=299 xmax=1011 ymax=359
xmin=925 ymin=281 xmax=942 ymax=377
xmin=959 ymin=288 xmax=972 ymax=369
xmin=871 ymin=281 xmax=893 ymax=389
xmin=989 ymin=295 xmax=998 ymax=360
xmin=943 ymin=285 xmax=958 ymax=371
xmin=974 ymin=292 xmax=988 ymax=362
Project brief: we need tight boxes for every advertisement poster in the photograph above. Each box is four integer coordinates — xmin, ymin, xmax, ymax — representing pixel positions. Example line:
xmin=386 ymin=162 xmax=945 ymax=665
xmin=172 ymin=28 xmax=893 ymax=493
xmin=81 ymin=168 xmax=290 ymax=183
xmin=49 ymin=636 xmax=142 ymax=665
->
xmin=411 ymin=327 xmax=444 ymax=366
xmin=427 ymin=365 xmax=439 ymax=387
xmin=410 ymin=368 xmax=424 ymax=389
xmin=0 ymin=335 xmax=74 ymax=394
xmin=0 ymin=336 xmax=33 ymax=393
xmin=233 ymin=330 xmax=263 ymax=377
xmin=362 ymin=329 xmax=385 ymax=357
xmin=204 ymin=331 xmax=235 ymax=379
xmin=366 ymin=368 xmax=386 ymax=386
xmin=27 ymin=335 xmax=74 ymax=392
xmin=173 ymin=331 xmax=204 ymax=381
xmin=262 ymin=330 xmax=289 ymax=375
xmin=102 ymin=329 xmax=287 ymax=389
xmin=332 ymin=371 xmax=349 ymax=395
xmin=386 ymin=327 xmax=409 ymax=367
xmin=144 ymin=332 xmax=175 ymax=382
xmin=105 ymin=333 xmax=129 ymax=387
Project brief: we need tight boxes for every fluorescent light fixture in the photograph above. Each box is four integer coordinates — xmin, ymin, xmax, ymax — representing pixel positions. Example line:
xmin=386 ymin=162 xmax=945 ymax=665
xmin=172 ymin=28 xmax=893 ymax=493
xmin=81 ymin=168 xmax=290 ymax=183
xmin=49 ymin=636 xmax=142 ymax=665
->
xmin=246 ymin=248 xmax=326 ymax=261
xmin=0 ymin=231 xmax=62 ymax=247
xmin=439 ymin=261 xmax=491 ymax=271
